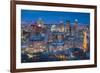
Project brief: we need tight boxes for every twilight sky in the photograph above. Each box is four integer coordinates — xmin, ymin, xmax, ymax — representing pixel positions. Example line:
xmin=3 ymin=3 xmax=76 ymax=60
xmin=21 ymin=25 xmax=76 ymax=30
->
xmin=21 ymin=9 xmax=90 ymax=25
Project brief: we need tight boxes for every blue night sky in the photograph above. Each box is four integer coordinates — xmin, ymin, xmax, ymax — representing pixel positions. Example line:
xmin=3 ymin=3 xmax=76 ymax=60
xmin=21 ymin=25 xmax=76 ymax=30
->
xmin=21 ymin=9 xmax=90 ymax=25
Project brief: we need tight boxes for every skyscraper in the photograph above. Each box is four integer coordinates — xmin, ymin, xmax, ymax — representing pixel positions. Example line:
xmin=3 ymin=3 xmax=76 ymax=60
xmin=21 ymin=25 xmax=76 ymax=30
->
xmin=59 ymin=21 xmax=65 ymax=32
xmin=66 ymin=20 xmax=71 ymax=35
xmin=83 ymin=31 xmax=87 ymax=52
xmin=37 ymin=18 xmax=44 ymax=27
xmin=73 ymin=19 xmax=78 ymax=31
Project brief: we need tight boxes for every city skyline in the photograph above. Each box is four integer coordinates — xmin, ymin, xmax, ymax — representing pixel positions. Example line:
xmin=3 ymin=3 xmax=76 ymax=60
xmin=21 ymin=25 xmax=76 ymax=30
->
xmin=21 ymin=9 xmax=90 ymax=63
xmin=21 ymin=9 xmax=90 ymax=25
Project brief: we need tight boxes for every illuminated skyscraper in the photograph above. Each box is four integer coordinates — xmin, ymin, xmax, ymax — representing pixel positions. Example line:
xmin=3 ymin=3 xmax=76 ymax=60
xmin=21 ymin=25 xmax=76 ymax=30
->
xmin=71 ymin=19 xmax=79 ymax=36
xmin=36 ymin=18 xmax=44 ymax=33
xmin=60 ymin=21 xmax=65 ymax=32
xmin=37 ymin=18 xmax=44 ymax=28
xmin=73 ymin=19 xmax=78 ymax=31
xmin=83 ymin=31 xmax=88 ymax=52
xmin=66 ymin=20 xmax=71 ymax=35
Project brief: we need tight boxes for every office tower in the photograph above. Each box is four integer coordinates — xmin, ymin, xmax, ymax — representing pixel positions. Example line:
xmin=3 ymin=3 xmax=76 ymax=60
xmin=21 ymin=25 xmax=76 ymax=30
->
xmin=66 ymin=20 xmax=71 ymax=35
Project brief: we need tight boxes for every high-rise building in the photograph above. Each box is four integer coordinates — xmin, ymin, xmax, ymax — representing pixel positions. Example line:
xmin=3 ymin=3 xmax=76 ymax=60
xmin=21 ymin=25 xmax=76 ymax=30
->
xmin=66 ymin=20 xmax=71 ymax=35
xmin=73 ymin=19 xmax=78 ymax=31
xmin=58 ymin=21 xmax=65 ymax=32
xmin=36 ymin=18 xmax=44 ymax=33
xmin=72 ymin=19 xmax=79 ymax=36
xmin=51 ymin=24 xmax=57 ymax=32
xmin=83 ymin=31 xmax=88 ymax=52
xmin=37 ymin=18 xmax=44 ymax=27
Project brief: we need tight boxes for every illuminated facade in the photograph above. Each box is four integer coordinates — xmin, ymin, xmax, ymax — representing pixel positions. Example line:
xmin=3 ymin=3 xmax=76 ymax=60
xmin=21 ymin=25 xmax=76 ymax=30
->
xmin=83 ymin=31 xmax=88 ymax=52
xmin=66 ymin=20 xmax=71 ymax=35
